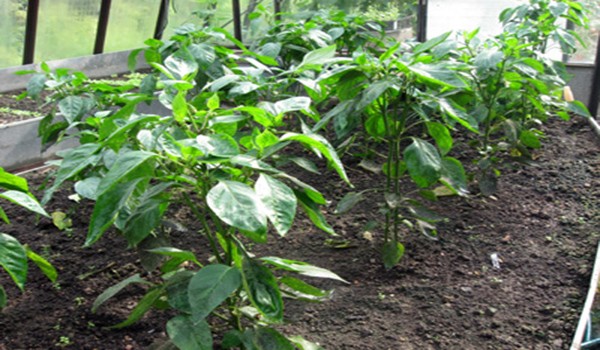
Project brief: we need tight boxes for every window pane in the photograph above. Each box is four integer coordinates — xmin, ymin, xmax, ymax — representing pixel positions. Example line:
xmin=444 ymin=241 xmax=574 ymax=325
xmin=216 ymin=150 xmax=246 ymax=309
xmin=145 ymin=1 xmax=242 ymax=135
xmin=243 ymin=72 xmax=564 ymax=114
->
xmin=104 ymin=0 xmax=161 ymax=52
xmin=35 ymin=0 xmax=101 ymax=62
xmin=163 ymin=0 xmax=235 ymax=38
xmin=279 ymin=0 xmax=418 ymax=41
xmin=570 ymin=0 xmax=600 ymax=64
xmin=0 ymin=0 xmax=27 ymax=68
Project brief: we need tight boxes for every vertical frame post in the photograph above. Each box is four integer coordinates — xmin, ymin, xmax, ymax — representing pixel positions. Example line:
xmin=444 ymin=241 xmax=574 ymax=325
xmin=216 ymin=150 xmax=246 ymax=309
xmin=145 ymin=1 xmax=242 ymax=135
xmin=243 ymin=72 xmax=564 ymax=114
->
xmin=417 ymin=0 xmax=428 ymax=42
xmin=154 ymin=0 xmax=170 ymax=40
xmin=22 ymin=0 xmax=40 ymax=65
xmin=232 ymin=0 xmax=243 ymax=41
xmin=588 ymin=35 xmax=600 ymax=117
xmin=274 ymin=0 xmax=281 ymax=21
xmin=94 ymin=0 xmax=113 ymax=54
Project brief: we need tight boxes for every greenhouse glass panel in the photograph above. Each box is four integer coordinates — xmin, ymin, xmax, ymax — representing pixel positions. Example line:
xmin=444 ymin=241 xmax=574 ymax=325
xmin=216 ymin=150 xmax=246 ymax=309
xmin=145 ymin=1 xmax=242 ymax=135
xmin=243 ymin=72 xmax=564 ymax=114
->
xmin=35 ymin=0 xmax=101 ymax=62
xmin=570 ymin=0 xmax=599 ymax=64
xmin=163 ymin=0 xmax=235 ymax=40
xmin=104 ymin=0 xmax=161 ymax=53
xmin=0 ymin=0 xmax=27 ymax=68
xmin=240 ymin=0 xmax=275 ymax=42
xmin=279 ymin=0 xmax=418 ymax=41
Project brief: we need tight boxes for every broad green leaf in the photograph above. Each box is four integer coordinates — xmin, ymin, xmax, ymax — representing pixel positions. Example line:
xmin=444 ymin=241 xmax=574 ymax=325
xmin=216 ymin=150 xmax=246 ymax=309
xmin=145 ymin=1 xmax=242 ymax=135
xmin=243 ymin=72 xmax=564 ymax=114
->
xmin=165 ymin=270 xmax=194 ymax=312
xmin=567 ymin=101 xmax=591 ymax=117
xmin=96 ymin=151 xmax=156 ymax=197
xmin=255 ymin=174 xmax=296 ymax=237
xmin=112 ymin=287 xmax=164 ymax=328
xmin=413 ymin=32 xmax=452 ymax=54
xmin=207 ymin=93 xmax=220 ymax=111
xmin=165 ymin=48 xmax=199 ymax=79
xmin=261 ymin=256 xmax=347 ymax=283
xmin=257 ymin=42 xmax=282 ymax=58
xmin=229 ymin=82 xmax=260 ymax=97
xmin=172 ymin=91 xmax=188 ymax=122
xmin=440 ymin=157 xmax=468 ymax=196
xmin=167 ymin=315 xmax=212 ymax=350
xmin=0 ymin=207 xmax=8 ymax=224
xmin=0 ymin=233 xmax=27 ymax=290
xmin=241 ymin=258 xmax=283 ymax=322
xmin=520 ymin=130 xmax=541 ymax=149
xmin=404 ymin=139 xmax=442 ymax=188
xmin=149 ymin=247 xmax=201 ymax=267
xmin=280 ymin=174 xmax=326 ymax=204
xmin=43 ymin=143 xmax=102 ymax=203
xmin=426 ymin=122 xmax=452 ymax=156
xmin=74 ymin=177 xmax=101 ymax=200
xmin=297 ymin=45 xmax=337 ymax=71
xmin=288 ymin=157 xmax=319 ymax=174
xmin=288 ymin=336 xmax=325 ymax=350
xmin=207 ymin=181 xmax=267 ymax=240
xmin=196 ymin=134 xmax=240 ymax=157
xmin=334 ymin=191 xmax=364 ymax=215
xmin=123 ymin=197 xmax=169 ymax=247
xmin=58 ymin=96 xmax=85 ymax=123
xmin=255 ymin=130 xmax=279 ymax=151
xmin=0 ymin=168 xmax=28 ymax=192
xmin=241 ymin=327 xmax=295 ymax=350
xmin=382 ymin=241 xmax=405 ymax=270
xmin=294 ymin=190 xmax=334 ymax=235
xmin=87 ymin=179 xmax=147 ymax=247
xmin=357 ymin=80 xmax=393 ymax=111
xmin=473 ymin=48 xmax=503 ymax=69
xmin=438 ymin=99 xmax=479 ymax=133
xmin=274 ymin=97 xmax=311 ymax=115
xmin=25 ymin=247 xmax=57 ymax=282
xmin=280 ymin=133 xmax=349 ymax=185
xmin=26 ymin=74 xmax=46 ymax=99
xmin=0 ymin=191 xmax=48 ymax=217
xmin=407 ymin=63 xmax=467 ymax=88
xmin=92 ymin=273 xmax=152 ymax=313
xmin=188 ymin=264 xmax=241 ymax=320
xmin=280 ymin=276 xmax=331 ymax=300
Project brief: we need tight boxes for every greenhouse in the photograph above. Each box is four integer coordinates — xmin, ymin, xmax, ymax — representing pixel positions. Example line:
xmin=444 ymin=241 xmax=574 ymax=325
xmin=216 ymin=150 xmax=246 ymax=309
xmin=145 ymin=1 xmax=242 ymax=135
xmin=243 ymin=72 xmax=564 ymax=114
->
xmin=0 ymin=0 xmax=599 ymax=349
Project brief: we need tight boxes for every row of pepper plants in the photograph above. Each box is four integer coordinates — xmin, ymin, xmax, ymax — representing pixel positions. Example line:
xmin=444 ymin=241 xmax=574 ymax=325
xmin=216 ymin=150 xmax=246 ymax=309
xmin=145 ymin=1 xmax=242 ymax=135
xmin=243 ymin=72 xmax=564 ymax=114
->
xmin=1 ymin=0 xmax=593 ymax=348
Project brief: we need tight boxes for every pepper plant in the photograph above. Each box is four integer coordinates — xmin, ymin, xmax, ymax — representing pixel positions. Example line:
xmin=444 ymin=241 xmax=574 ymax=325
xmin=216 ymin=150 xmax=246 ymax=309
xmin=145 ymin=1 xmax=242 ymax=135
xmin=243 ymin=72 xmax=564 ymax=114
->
xmin=0 ymin=167 xmax=56 ymax=309
xmin=308 ymin=35 xmax=476 ymax=269
xmin=455 ymin=0 xmax=591 ymax=194
xmin=36 ymin=27 xmax=350 ymax=349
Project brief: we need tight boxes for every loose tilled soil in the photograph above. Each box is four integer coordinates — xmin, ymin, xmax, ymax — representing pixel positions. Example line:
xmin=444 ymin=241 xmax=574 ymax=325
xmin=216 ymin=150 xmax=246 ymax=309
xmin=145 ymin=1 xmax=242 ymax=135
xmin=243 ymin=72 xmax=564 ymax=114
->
xmin=0 ymin=117 xmax=599 ymax=349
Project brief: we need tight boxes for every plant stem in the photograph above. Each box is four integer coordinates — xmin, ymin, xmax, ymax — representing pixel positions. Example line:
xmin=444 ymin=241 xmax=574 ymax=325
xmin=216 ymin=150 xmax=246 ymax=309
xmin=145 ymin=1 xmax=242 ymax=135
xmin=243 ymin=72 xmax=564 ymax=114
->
xmin=183 ymin=192 xmax=224 ymax=264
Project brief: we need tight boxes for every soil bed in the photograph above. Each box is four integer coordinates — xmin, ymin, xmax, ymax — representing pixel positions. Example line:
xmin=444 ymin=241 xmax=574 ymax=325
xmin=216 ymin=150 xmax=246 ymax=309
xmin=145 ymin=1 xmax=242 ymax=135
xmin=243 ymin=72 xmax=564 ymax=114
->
xmin=0 ymin=117 xmax=598 ymax=349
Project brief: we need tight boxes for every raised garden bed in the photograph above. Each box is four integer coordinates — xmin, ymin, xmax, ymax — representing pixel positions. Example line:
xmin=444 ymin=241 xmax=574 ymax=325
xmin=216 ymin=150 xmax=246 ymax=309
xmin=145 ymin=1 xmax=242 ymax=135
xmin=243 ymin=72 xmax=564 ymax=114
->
xmin=0 ymin=117 xmax=598 ymax=349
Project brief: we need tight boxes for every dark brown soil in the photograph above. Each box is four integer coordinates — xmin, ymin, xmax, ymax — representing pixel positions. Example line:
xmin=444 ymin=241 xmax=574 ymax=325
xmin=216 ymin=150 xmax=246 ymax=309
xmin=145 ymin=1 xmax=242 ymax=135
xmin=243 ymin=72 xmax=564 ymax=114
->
xmin=0 ymin=92 xmax=48 ymax=125
xmin=0 ymin=118 xmax=598 ymax=349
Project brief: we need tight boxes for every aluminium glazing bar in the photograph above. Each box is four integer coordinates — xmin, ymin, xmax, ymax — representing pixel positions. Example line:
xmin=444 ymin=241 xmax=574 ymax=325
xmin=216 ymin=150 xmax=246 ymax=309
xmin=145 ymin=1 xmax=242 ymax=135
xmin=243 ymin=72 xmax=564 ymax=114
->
xmin=417 ymin=0 xmax=428 ymax=42
xmin=22 ymin=0 xmax=40 ymax=65
xmin=154 ymin=0 xmax=170 ymax=39
xmin=232 ymin=0 xmax=243 ymax=41
xmin=94 ymin=0 xmax=113 ymax=54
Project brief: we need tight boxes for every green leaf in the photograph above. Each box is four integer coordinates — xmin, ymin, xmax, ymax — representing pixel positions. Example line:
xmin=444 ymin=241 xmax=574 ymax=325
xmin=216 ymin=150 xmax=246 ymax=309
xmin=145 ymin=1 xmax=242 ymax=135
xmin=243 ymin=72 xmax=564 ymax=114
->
xmin=172 ymin=91 xmax=188 ymax=122
xmin=288 ymin=336 xmax=325 ymax=350
xmin=123 ymin=183 xmax=172 ymax=247
xmin=357 ymin=80 xmax=393 ymax=111
xmin=188 ymin=264 xmax=241 ymax=320
xmin=241 ymin=258 xmax=283 ymax=322
xmin=280 ymin=276 xmax=330 ymax=299
xmin=26 ymin=74 xmax=46 ymax=99
xmin=294 ymin=190 xmax=335 ymax=235
xmin=207 ymin=181 xmax=267 ymax=240
xmin=440 ymin=157 xmax=468 ymax=196
xmin=43 ymin=143 xmax=102 ymax=203
xmin=567 ymin=101 xmax=591 ymax=117
xmin=167 ymin=315 xmax=212 ymax=350
xmin=58 ymin=96 xmax=85 ymax=123
xmin=274 ymin=97 xmax=311 ymax=115
xmin=196 ymin=134 xmax=240 ymax=157
xmin=255 ymin=174 xmax=296 ymax=237
xmin=92 ymin=274 xmax=152 ymax=313
xmin=261 ymin=256 xmax=347 ymax=283
xmin=241 ymin=327 xmax=295 ymax=350
xmin=520 ymin=130 xmax=541 ymax=149
xmin=281 ymin=133 xmax=349 ymax=185
xmin=404 ymin=139 xmax=442 ymax=188
xmin=229 ymin=82 xmax=260 ymax=97
xmin=165 ymin=48 xmax=199 ymax=79
xmin=473 ymin=48 xmax=503 ymax=69
xmin=297 ymin=45 xmax=337 ymax=71
xmin=0 ymin=233 xmax=27 ymax=290
xmin=382 ymin=241 xmax=405 ymax=270
xmin=74 ymin=177 xmax=101 ymax=200
xmin=0 ymin=168 xmax=28 ymax=192
xmin=413 ymin=32 xmax=452 ymax=54
xmin=407 ymin=63 xmax=467 ymax=88
xmin=95 ymin=151 xmax=156 ymax=197
xmin=112 ymin=287 xmax=164 ymax=328
xmin=87 ymin=179 xmax=147 ymax=247
xmin=25 ymin=246 xmax=57 ymax=282
xmin=149 ymin=247 xmax=201 ymax=267
xmin=0 ymin=191 xmax=48 ymax=217
xmin=426 ymin=122 xmax=452 ymax=156
xmin=334 ymin=191 xmax=364 ymax=215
